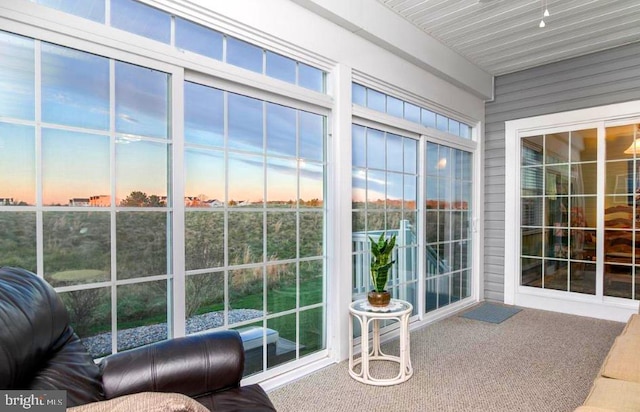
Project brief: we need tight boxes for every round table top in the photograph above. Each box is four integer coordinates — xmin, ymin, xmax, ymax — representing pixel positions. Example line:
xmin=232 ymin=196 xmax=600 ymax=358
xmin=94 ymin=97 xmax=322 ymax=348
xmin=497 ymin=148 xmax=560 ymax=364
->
xmin=350 ymin=298 xmax=413 ymax=316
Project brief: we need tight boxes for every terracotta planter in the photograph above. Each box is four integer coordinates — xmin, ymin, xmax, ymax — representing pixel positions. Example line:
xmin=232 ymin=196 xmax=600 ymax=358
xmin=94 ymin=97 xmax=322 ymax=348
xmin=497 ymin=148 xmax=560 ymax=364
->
xmin=367 ymin=290 xmax=391 ymax=307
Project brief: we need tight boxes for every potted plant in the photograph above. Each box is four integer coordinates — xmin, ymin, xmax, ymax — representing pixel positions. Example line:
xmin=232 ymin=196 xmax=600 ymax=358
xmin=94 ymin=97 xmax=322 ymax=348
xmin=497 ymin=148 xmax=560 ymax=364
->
xmin=367 ymin=232 xmax=397 ymax=307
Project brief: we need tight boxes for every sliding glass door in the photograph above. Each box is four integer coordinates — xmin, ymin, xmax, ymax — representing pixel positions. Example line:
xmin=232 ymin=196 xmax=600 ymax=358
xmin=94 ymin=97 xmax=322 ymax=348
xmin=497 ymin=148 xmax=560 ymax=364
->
xmin=425 ymin=142 xmax=473 ymax=312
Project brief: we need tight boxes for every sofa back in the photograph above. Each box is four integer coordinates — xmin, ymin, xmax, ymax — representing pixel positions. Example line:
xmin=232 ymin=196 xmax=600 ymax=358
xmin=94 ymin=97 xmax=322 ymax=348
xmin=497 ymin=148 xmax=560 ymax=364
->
xmin=0 ymin=267 xmax=104 ymax=406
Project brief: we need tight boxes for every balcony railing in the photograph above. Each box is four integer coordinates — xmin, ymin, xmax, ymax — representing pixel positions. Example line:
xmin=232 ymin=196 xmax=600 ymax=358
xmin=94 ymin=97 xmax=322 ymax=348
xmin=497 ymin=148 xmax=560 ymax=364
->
xmin=353 ymin=219 xmax=450 ymax=299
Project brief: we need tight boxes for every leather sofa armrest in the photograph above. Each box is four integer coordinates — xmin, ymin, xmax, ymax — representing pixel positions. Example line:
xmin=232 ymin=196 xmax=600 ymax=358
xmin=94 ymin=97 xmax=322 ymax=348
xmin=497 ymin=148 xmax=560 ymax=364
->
xmin=100 ymin=330 xmax=245 ymax=400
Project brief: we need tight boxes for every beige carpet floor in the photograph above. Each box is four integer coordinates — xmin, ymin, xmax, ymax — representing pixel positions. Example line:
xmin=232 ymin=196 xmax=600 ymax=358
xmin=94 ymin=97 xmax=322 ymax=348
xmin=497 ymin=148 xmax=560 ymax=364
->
xmin=268 ymin=306 xmax=625 ymax=412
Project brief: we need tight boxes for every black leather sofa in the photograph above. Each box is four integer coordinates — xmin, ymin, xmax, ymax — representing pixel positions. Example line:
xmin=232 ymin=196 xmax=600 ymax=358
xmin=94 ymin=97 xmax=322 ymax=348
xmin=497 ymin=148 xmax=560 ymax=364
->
xmin=0 ymin=266 xmax=276 ymax=411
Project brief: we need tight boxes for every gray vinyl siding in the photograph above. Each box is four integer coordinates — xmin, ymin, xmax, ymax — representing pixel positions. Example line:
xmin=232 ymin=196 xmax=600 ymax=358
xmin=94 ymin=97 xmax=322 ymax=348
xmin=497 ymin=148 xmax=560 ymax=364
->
xmin=483 ymin=42 xmax=640 ymax=302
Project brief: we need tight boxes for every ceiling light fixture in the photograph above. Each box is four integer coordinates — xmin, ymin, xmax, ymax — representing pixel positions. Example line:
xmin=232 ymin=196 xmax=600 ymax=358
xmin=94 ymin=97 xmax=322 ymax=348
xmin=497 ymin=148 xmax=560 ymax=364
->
xmin=539 ymin=0 xmax=550 ymax=28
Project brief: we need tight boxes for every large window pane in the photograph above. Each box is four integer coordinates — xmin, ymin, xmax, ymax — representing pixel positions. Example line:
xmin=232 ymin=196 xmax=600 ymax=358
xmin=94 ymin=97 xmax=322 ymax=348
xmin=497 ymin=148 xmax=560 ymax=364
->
xmin=36 ymin=0 xmax=105 ymax=22
xmin=117 ymin=280 xmax=168 ymax=351
xmin=61 ymin=287 xmax=111 ymax=357
xmin=111 ymin=0 xmax=170 ymax=43
xmin=185 ymin=212 xmax=224 ymax=270
xmin=0 ymin=212 xmax=36 ymax=271
xmin=266 ymin=51 xmax=296 ymax=84
xmin=226 ymin=37 xmax=263 ymax=73
xmin=229 ymin=153 xmax=263 ymax=206
xmin=43 ymin=211 xmax=110 ymax=287
xmin=42 ymin=129 xmax=109 ymax=206
xmin=175 ymin=17 xmax=223 ymax=60
xmin=184 ymin=82 xmax=223 ymax=147
xmin=267 ymin=262 xmax=296 ymax=313
xmin=0 ymin=123 xmax=35 ymax=205
xmin=267 ymin=212 xmax=296 ymax=260
xmin=267 ymin=158 xmax=296 ymax=205
xmin=115 ymin=61 xmax=168 ymax=139
xmin=116 ymin=140 xmax=168 ymax=206
xmin=185 ymin=149 xmax=224 ymax=207
xmin=298 ymin=63 xmax=324 ymax=92
xmin=186 ymin=271 xmax=224 ymax=334
xmin=267 ymin=103 xmax=296 ymax=157
xmin=228 ymin=212 xmax=264 ymax=265
xmin=300 ymin=162 xmax=323 ymax=207
xmin=0 ymin=32 xmax=34 ymax=120
xmin=299 ymin=111 xmax=324 ymax=162
xmin=116 ymin=212 xmax=168 ymax=279
xmin=228 ymin=93 xmax=263 ymax=153
xmin=42 ymin=44 xmax=109 ymax=130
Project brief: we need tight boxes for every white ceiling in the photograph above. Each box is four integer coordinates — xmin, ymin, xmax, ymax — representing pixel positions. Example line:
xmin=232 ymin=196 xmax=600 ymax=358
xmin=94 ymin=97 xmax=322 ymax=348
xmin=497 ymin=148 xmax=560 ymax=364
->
xmin=376 ymin=0 xmax=640 ymax=76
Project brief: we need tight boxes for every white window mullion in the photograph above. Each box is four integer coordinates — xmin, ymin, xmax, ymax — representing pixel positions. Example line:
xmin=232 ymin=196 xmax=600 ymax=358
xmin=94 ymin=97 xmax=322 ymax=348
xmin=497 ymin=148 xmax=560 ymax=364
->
xmin=108 ymin=58 xmax=118 ymax=353
xmin=34 ymin=39 xmax=44 ymax=277
xmin=595 ymin=122 xmax=606 ymax=299
xmin=171 ymin=69 xmax=186 ymax=338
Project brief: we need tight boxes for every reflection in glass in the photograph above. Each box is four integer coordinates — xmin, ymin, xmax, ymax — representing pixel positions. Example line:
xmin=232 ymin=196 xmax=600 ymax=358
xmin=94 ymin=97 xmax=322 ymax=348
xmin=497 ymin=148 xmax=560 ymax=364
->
xmin=267 ymin=103 xmax=296 ymax=157
xmin=0 ymin=212 xmax=36 ymax=272
xmin=448 ymin=120 xmax=460 ymax=136
xmin=228 ymin=212 xmax=264 ymax=265
xmin=545 ymin=133 xmax=569 ymax=164
xmin=571 ymin=163 xmax=597 ymax=195
xmin=186 ymin=272 xmax=224 ymax=334
xmin=352 ymin=125 xmax=366 ymax=168
xmin=367 ymin=89 xmax=385 ymax=112
xmin=606 ymin=124 xmax=636 ymax=161
xmin=367 ymin=129 xmax=385 ymax=168
xmin=185 ymin=212 xmax=224 ymax=270
xmin=0 ymin=123 xmax=35 ymax=205
xmin=37 ymin=0 xmax=105 ymax=23
xmin=43 ymin=129 xmax=109 ymax=206
xmin=521 ymin=257 xmax=542 ymax=287
xmin=573 ymin=129 xmax=598 ymax=162
xmin=387 ymin=96 xmax=403 ymax=118
xmin=185 ymin=149 xmax=224 ymax=206
xmin=117 ymin=280 xmax=167 ymax=351
xmin=436 ymin=114 xmax=448 ymax=131
xmin=267 ymin=313 xmax=297 ymax=368
xmin=229 ymin=153 xmax=263 ymax=205
xmin=267 ymin=262 xmax=296 ymax=312
xmin=116 ymin=140 xmax=168 ymax=206
xmin=229 ymin=93 xmax=263 ymax=152
xmin=604 ymin=264 xmax=632 ymax=298
xmin=111 ymin=0 xmax=170 ymax=43
xmin=176 ymin=18 xmax=223 ymax=60
xmin=115 ymin=61 xmax=168 ymax=139
xmin=300 ymin=162 xmax=323 ymax=207
xmin=570 ymin=262 xmax=595 ymax=294
xmin=227 ymin=37 xmax=263 ymax=73
xmin=421 ymin=109 xmax=436 ymax=129
xmin=267 ymin=212 xmax=296 ymax=260
xmin=299 ymin=213 xmax=323 ymax=258
xmin=60 ymin=287 xmax=111 ymax=358
xmin=386 ymin=134 xmax=403 ymax=172
xmin=43 ymin=211 xmax=110 ymax=286
xmin=352 ymin=83 xmax=366 ymax=106
xmin=267 ymin=158 xmax=296 ymax=205
xmin=229 ymin=268 xmax=264 ymax=311
xmin=299 ymin=111 xmax=324 ymax=161
xmin=184 ymin=82 xmax=224 ymax=147
xmin=116 ymin=212 xmax=168 ymax=279
xmin=405 ymin=103 xmax=420 ymax=123
xmin=42 ymin=43 xmax=109 ymax=130
xmin=0 ymin=32 xmax=34 ymax=120
xmin=300 ymin=261 xmax=323 ymax=305
xmin=404 ymin=139 xmax=417 ymax=174
xmin=266 ymin=51 xmax=296 ymax=83
xmin=298 ymin=63 xmax=324 ymax=92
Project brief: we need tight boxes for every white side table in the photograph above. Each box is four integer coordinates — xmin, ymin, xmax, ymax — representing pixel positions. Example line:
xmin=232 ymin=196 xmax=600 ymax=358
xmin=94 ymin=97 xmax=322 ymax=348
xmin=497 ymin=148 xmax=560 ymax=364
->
xmin=348 ymin=298 xmax=413 ymax=386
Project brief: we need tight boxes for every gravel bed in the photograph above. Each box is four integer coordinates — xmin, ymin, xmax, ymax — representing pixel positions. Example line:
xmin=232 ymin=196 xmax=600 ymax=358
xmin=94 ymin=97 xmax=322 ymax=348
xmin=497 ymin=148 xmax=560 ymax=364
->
xmin=81 ymin=309 xmax=263 ymax=358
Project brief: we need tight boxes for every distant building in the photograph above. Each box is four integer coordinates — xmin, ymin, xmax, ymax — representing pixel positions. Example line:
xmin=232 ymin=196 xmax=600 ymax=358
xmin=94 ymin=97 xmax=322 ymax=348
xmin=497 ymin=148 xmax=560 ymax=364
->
xmin=69 ymin=198 xmax=90 ymax=207
xmin=90 ymin=195 xmax=111 ymax=207
xmin=0 ymin=198 xmax=14 ymax=206
xmin=205 ymin=199 xmax=224 ymax=208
